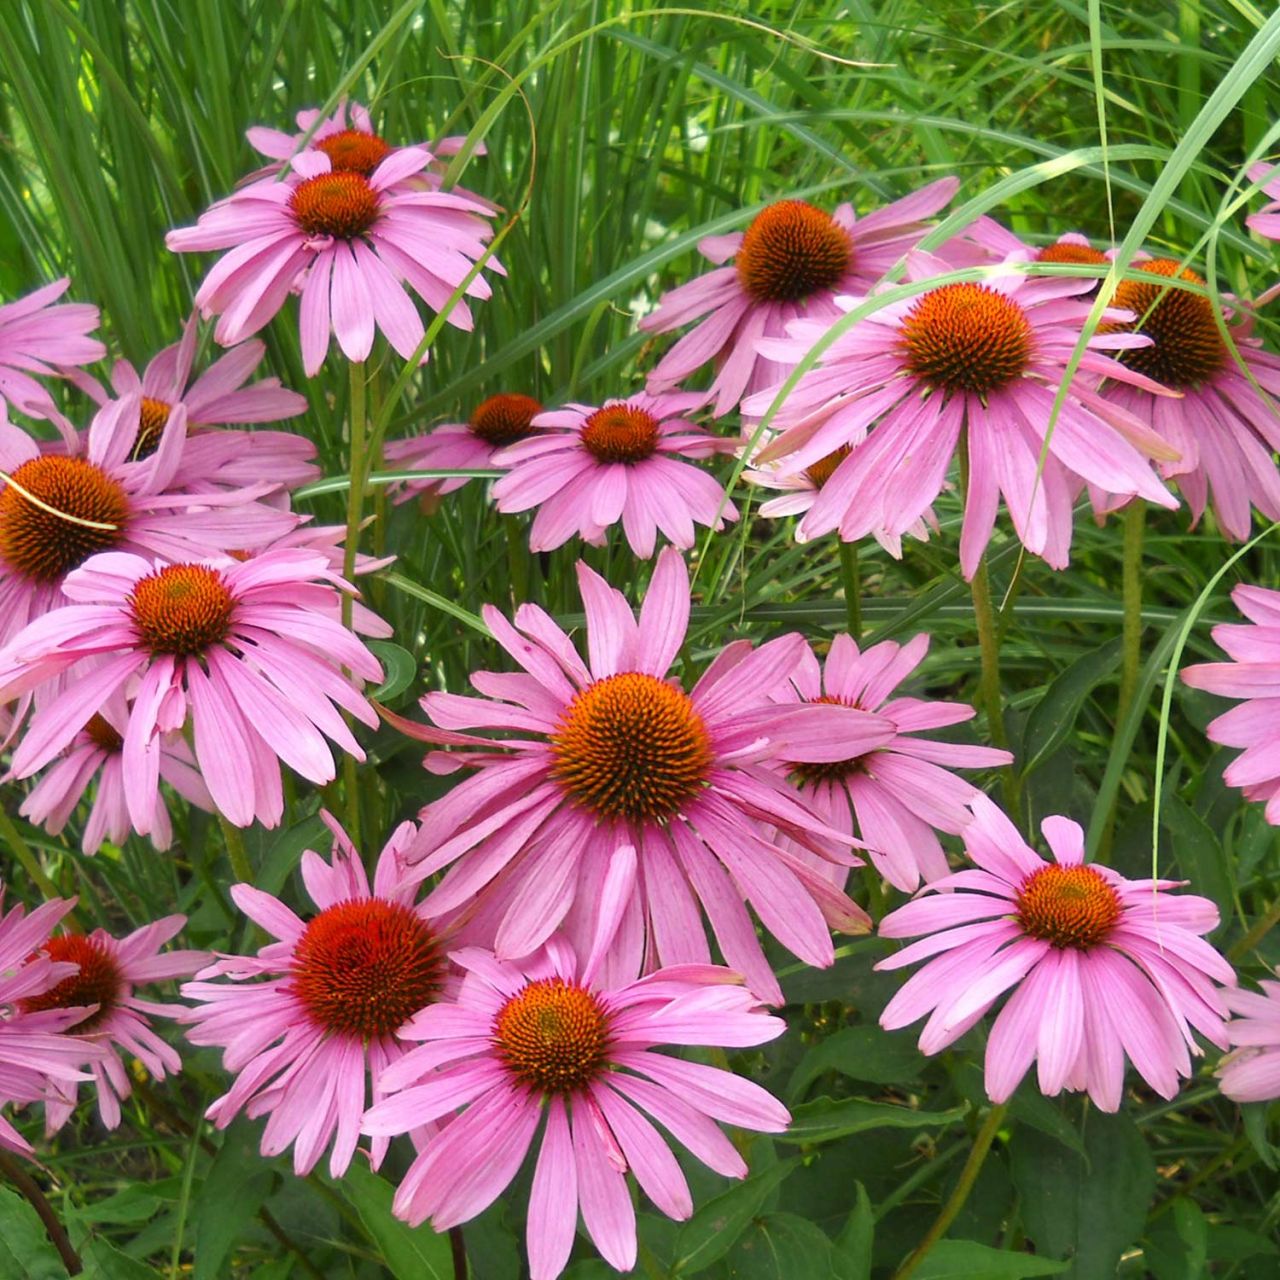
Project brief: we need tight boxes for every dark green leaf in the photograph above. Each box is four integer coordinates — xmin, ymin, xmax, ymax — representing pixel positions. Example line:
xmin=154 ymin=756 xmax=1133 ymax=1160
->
xmin=338 ymin=1162 xmax=453 ymax=1280
xmin=193 ymin=1122 xmax=274 ymax=1280
xmin=723 ymin=1211 xmax=835 ymax=1279
xmin=781 ymin=1097 xmax=968 ymax=1146
xmin=830 ymin=1182 xmax=873 ymax=1280
xmin=787 ymin=1026 xmax=922 ymax=1102
xmin=673 ymin=1157 xmax=800 ymax=1275
xmin=909 ymin=1241 xmax=1069 ymax=1279
xmin=367 ymin=640 xmax=421 ymax=703
xmin=1020 ymin=638 xmax=1122 ymax=777
xmin=0 ymin=1184 xmax=66 ymax=1280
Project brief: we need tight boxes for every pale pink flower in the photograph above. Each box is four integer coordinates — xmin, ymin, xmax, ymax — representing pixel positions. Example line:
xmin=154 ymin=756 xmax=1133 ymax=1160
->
xmin=0 ymin=279 xmax=105 ymax=437
xmin=743 ymin=252 xmax=1178 ymax=578
xmin=166 ymin=148 xmax=498 ymax=376
xmin=16 ymin=692 xmax=212 ymax=855
xmin=70 ymin=317 xmax=317 ymax=495
xmin=180 ymin=814 xmax=444 ymax=1176
xmin=23 ymin=917 xmax=206 ymax=1133
xmin=384 ymin=392 xmax=541 ymax=506
xmin=639 ymin=179 xmax=960 ymax=416
xmin=363 ymin=848 xmax=789 ymax=1280
xmin=877 ymin=795 xmax=1234 ymax=1110
xmin=392 ymin=547 xmax=886 ymax=1004
xmin=491 ymin=392 xmax=737 ymax=558
xmin=1091 ymin=259 xmax=1280 ymax=541
xmin=1182 ymin=583 xmax=1280 ymax=823
xmin=1246 ymin=161 xmax=1280 ymax=243
xmin=1217 ymin=974 xmax=1280 ymax=1102
xmin=0 ymin=548 xmax=383 ymax=830
xmin=0 ymin=890 xmax=102 ymax=1156
xmin=771 ymin=634 xmax=1012 ymax=893
xmin=962 ymin=217 xmax=1115 ymax=272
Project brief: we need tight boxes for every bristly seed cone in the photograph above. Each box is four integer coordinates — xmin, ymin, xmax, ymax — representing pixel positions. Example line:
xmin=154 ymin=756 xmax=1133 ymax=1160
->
xmin=20 ymin=935 xmax=122 ymax=1032
xmin=290 ymin=172 xmax=380 ymax=239
xmin=469 ymin=393 xmax=543 ymax=447
xmin=580 ymin=405 xmax=661 ymax=464
xmin=129 ymin=564 xmax=237 ymax=656
xmin=736 ymin=200 xmax=852 ymax=303
xmin=316 ymin=129 xmax=391 ymax=178
xmin=495 ymin=977 xmax=611 ymax=1094
xmin=1015 ymin=863 xmax=1122 ymax=949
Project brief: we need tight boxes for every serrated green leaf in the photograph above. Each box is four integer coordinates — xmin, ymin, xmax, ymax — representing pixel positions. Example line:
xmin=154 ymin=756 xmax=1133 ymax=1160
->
xmin=673 ymin=1157 xmax=799 ymax=1276
xmin=337 ymin=1162 xmax=453 ymax=1280
xmin=780 ymin=1097 xmax=969 ymax=1146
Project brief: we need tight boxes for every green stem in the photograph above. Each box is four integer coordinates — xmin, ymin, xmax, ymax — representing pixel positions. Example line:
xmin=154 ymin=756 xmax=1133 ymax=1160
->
xmin=341 ymin=359 xmax=369 ymax=850
xmin=0 ymin=1150 xmax=81 ymax=1276
xmin=1117 ymin=499 xmax=1146 ymax=726
xmin=0 ymin=802 xmax=61 ymax=901
xmin=891 ymin=1103 xmax=1008 ymax=1280
xmin=504 ymin=514 xmax=530 ymax=607
xmin=838 ymin=538 xmax=862 ymax=639
xmin=218 ymin=815 xmax=252 ymax=885
xmin=1229 ymin=891 xmax=1280 ymax=963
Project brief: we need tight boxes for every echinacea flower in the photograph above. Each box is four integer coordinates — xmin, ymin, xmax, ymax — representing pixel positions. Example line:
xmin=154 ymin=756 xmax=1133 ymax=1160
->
xmin=1217 ymin=974 xmax=1280 ymax=1102
xmin=392 ymin=547 xmax=888 ymax=1003
xmin=639 ymin=179 xmax=959 ymax=416
xmin=22 ymin=916 xmax=206 ymax=1132
xmin=0 ymin=547 xmax=384 ymax=831
xmin=180 ymin=814 xmax=444 ymax=1176
xmin=1092 ymin=259 xmax=1280 ymax=540
xmin=963 ymin=216 xmax=1114 ymax=274
xmin=166 ymin=148 xmax=498 ymax=375
xmin=876 ymin=795 xmax=1234 ymax=1110
xmin=771 ymin=634 xmax=1012 ymax=892
xmin=384 ymin=392 xmax=541 ymax=507
xmin=0 ymin=889 xmax=102 ymax=1156
xmin=0 ymin=407 xmax=297 ymax=652
xmin=17 ymin=693 xmax=212 ymax=855
xmin=363 ymin=848 xmax=789 ymax=1280
xmin=491 ymin=392 xmax=737 ymax=557
xmin=71 ymin=317 xmax=317 ymax=495
xmin=1182 ymin=583 xmax=1280 ymax=823
xmin=744 ymin=252 xmax=1178 ymax=578
xmin=0 ymin=279 xmax=105 ymax=437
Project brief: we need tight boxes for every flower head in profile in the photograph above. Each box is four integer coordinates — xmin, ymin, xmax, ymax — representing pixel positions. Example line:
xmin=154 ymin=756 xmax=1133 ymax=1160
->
xmin=771 ymin=634 xmax=1012 ymax=893
xmin=72 ymin=317 xmax=317 ymax=495
xmin=491 ymin=392 xmax=737 ymax=558
xmin=363 ymin=849 xmax=789 ymax=1280
xmin=744 ymin=252 xmax=1178 ymax=578
xmin=0 ymin=548 xmax=383 ymax=831
xmin=394 ymin=548 xmax=888 ymax=1003
xmin=1092 ymin=259 xmax=1280 ymax=541
xmin=963 ymin=217 xmax=1114 ymax=276
xmin=17 ymin=693 xmax=212 ymax=855
xmin=877 ymin=795 xmax=1234 ymax=1110
xmin=180 ymin=814 xmax=444 ymax=1176
xmin=1182 ymin=583 xmax=1280 ymax=823
xmin=385 ymin=392 xmax=541 ymax=508
xmin=166 ymin=149 xmax=498 ymax=375
xmin=0 ymin=279 xmax=105 ymax=438
xmin=639 ymin=178 xmax=959 ymax=416
xmin=1217 ymin=974 xmax=1280 ymax=1102
xmin=22 ymin=916 xmax=206 ymax=1133
xmin=0 ymin=889 xmax=102 ymax=1157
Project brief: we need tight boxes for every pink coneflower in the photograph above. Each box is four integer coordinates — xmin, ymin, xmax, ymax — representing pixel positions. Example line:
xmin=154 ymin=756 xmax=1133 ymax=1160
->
xmin=0 ymin=890 xmax=101 ymax=1156
xmin=743 ymin=253 xmax=1179 ymax=578
xmin=22 ymin=917 xmax=206 ymax=1132
xmin=0 ymin=279 xmax=105 ymax=437
xmin=180 ymin=814 xmax=444 ymax=1176
xmin=491 ymin=392 xmax=737 ymax=557
xmin=17 ymin=693 xmax=212 ymax=855
xmin=876 ymin=795 xmax=1234 ymax=1110
xmin=166 ymin=148 xmax=497 ymax=376
xmin=71 ymin=318 xmax=317 ymax=494
xmin=1217 ymin=975 xmax=1280 ymax=1101
xmin=0 ymin=408 xmax=297 ymax=652
xmin=771 ymin=634 xmax=1012 ymax=893
xmin=245 ymin=99 xmax=478 ymax=186
xmin=963 ymin=216 xmax=1114 ymax=273
xmin=363 ymin=848 xmax=789 ymax=1280
xmin=384 ymin=392 xmax=541 ymax=507
xmin=1092 ymin=259 xmax=1280 ymax=540
xmin=1182 ymin=583 xmax=1280 ymax=823
xmin=639 ymin=179 xmax=960 ymax=416
xmin=392 ymin=547 xmax=887 ymax=1003
xmin=0 ymin=548 xmax=383 ymax=831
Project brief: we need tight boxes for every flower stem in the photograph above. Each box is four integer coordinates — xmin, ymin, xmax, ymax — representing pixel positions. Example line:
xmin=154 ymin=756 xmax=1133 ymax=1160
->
xmin=891 ymin=1102 xmax=1008 ymax=1280
xmin=342 ymin=359 xmax=369 ymax=850
xmin=505 ymin=515 xmax=530 ymax=607
xmin=450 ymin=1226 xmax=468 ymax=1279
xmin=1117 ymin=499 xmax=1146 ymax=726
xmin=218 ymin=815 xmax=252 ymax=885
xmin=1229 ymin=888 xmax=1280 ymax=963
xmin=0 ymin=1149 xmax=81 ymax=1276
xmin=0 ymin=801 xmax=61 ymax=901
xmin=838 ymin=538 xmax=862 ymax=639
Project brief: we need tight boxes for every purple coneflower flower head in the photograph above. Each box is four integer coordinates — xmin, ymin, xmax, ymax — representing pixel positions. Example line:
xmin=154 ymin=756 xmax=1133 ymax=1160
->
xmin=963 ymin=216 xmax=1115 ymax=274
xmin=1182 ymin=583 xmax=1280 ymax=823
xmin=17 ymin=692 xmax=212 ymax=855
xmin=744 ymin=252 xmax=1179 ymax=578
xmin=1092 ymin=260 xmax=1280 ymax=541
xmin=23 ymin=916 xmax=206 ymax=1133
xmin=639 ymin=178 xmax=959 ymax=417
xmin=491 ymin=391 xmax=736 ymax=557
xmin=385 ymin=392 xmax=542 ymax=508
xmin=391 ymin=547 xmax=886 ymax=1003
xmin=770 ymin=634 xmax=1012 ymax=893
xmin=877 ymin=795 xmax=1235 ymax=1111
xmin=166 ymin=147 xmax=498 ymax=376
xmin=363 ymin=848 xmax=790 ymax=1280
xmin=180 ymin=814 xmax=445 ymax=1177
xmin=1217 ymin=974 xmax=1280 ymax=1102
xmin=0 ymin=547 xmax=384 ymax=830
xmin=0 ymin=279 xmax=105 ymax=439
